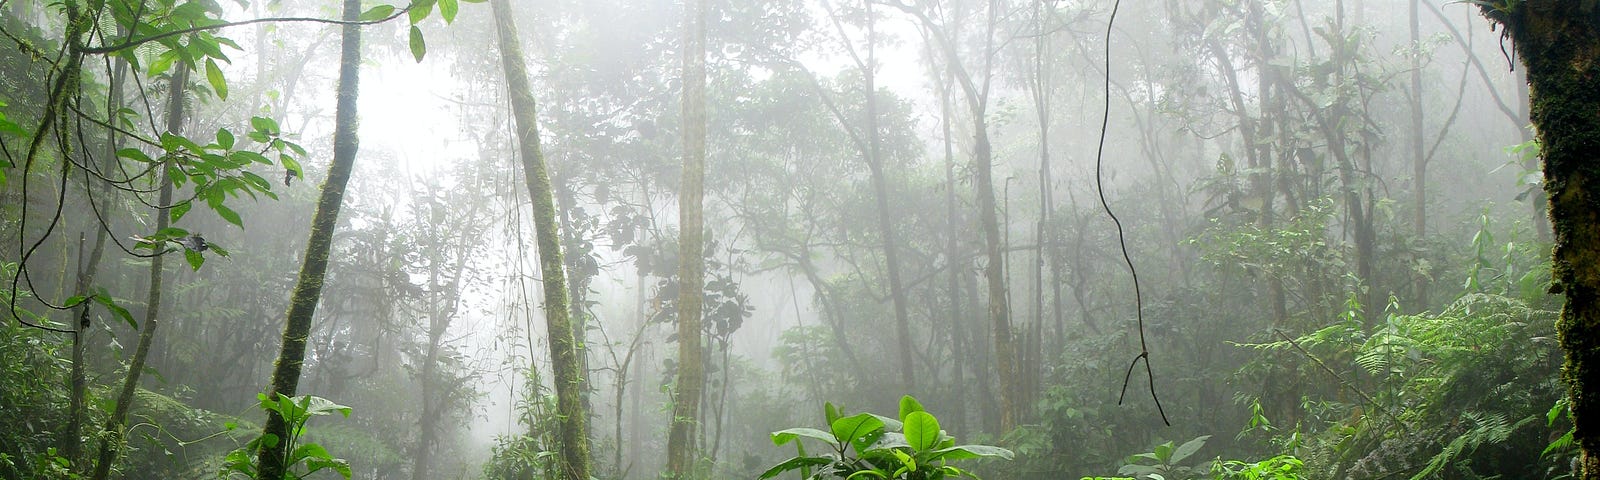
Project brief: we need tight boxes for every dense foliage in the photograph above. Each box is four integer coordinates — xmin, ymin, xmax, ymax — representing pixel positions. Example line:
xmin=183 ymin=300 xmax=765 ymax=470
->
xmin=0 ymin=0 xmax=1584 ymax=479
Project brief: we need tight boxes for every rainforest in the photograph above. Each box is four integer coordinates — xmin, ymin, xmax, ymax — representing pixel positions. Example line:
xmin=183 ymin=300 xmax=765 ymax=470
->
xmin=2 ymin=0 xmax=1598 ymax=479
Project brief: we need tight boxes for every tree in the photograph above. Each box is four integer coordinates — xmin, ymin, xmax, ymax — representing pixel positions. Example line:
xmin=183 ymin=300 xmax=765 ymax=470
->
xmin=489 ymin=0 xmax=593 ymax=477
xmin=88 ymin=66 xmax=185 ymax=480
xmin=254 ymin=0 xmax=363 ymax=477
xmin=1476 ymin=3 xmax=1600 ymax=478
xmin=667 ymin=0 xmax=709 ymax=474
xmin=887 ymin=0 xmax=1018 ymax=431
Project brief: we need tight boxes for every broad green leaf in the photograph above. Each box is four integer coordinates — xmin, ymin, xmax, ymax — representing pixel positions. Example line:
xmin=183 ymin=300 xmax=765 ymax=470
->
xmin=250 ymin=116 xmax=279 ymax=135
xmin=214 ymin=204 xmax=242 ymax=228
xmin=1170 ymin=435 xmax=1209 ymax=464
xmin=359 ymin=4 xmax=395 ymax=21
xmin=302 ymin=395 xmax=352 ymax=417
xmin=438 ymin=0 xmax=457 ymax=22
xmin=230 ymin=150 xmax=269 ymax=165
xmin=830 ymin=413 xmax=884 ymax=447
xmin=926 ymin=445 xmax=1014 ymax=462
xmin=825 ymin=402 xmax=841 ymax=425
xmin=92 ymin=292 xmax=136 ymax=329
xmin=281 ymin=154 xmax=303 ymax=178
xmin=305 ymin=457 xmax=352 ymax=479
xmin=898 ymin=395 xmax=925 ymax=421
xmin=771 ymin=427 xmax=836 ymax=448
xmin=409 ymin=0 xmax=435 ymax=24
xmin=117 ymin=148 xmax=153 ymax=163
xmin=240 ymin=171 xmax=271 ymax=191
xmin=903 ymin=411 xmax=940 ymax=451
xmin=215 ymin=128 xmax=234 ymax=149
xmin=183 ymin=248 xmax=204 ymax=270
xmin=155 ymin=227 xmax=190 ymax=238
xmin=148 ymin=50 xmax=178 ymax=77
xmin=757 ymin=456 xmax=833 ymax=479
xmin=408 ymin=26 xmax=427 ymax=62
xmin=292 ymin=442 xmax=331 ymax=463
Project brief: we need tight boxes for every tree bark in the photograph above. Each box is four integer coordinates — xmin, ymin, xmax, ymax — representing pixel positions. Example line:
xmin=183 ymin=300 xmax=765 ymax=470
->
xmin=1478 ymin=4 xmax=1600 ymax=478
xmin=667 ymin=0 xmax=708 ymax=473
xmin=488 ymin=1 xmax=592 ymax=478
xmin=253 ymin=1 xmax=360 ymax=477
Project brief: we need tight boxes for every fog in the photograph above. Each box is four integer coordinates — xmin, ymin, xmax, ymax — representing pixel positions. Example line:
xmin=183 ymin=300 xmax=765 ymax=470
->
xmin=0 ymin=0 xmax=1574 ymax=479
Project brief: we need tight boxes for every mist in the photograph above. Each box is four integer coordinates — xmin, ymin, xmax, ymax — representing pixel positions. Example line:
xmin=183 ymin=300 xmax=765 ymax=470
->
xmin=0 ymin=0 xmax=1583 ymax=479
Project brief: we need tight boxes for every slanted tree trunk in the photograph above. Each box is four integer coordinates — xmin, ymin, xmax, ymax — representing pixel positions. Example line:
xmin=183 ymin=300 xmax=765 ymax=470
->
xmin=489 ymin=1 xmax=593 ymax=478
xmin=1477 ymin=4 xmax=1600 ymax=478
xmin=91 ymin=66 xmax=183 ymax=480
xmin=254 ymin=1 xmax=361 ymax=477
xmin=667 ymin=0 xmax=708 ymax=473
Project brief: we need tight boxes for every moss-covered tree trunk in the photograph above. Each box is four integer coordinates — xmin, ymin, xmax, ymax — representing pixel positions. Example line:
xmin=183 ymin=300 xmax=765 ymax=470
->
xmin=488 ymin=1 xmax=592 ymax=478
xmin=253 ymin=1 xmax=361 ymax=477
xmin=90 ymin=66 xmax=184 ymax=480
xmin=667 ymin=0 xmax=708 ymax=473
xmin=1478 ymin=3 xmax=1600 ymax=478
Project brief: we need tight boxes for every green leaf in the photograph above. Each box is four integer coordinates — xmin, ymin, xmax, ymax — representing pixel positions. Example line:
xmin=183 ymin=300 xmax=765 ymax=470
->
xmin=214 ymin=204 xmax=243 ymax=228
xmin=825 ymin=402 xmax=841 ymax=425
xmin=409 ymin=0 xmax=435 ymax=24
xmin=93 ymin=292 xmax=136 ymax=329
xmin=757 ymin=456 xmax=834 ymax=479
xmin=203 ymin=58 xmax=227 ymax=101
xmin=302 ymin=395 xmax=352 ymax=417
xmin=169 ymin=198 xmax=191 ymax=222
xmin=898 ymin=395 xmax=925 ymax=421
xmin=117 ymin=148 xmax=154 ymax=163
xmin=250 ymin=116 xmax=280 ymax=136
xmin=359 ymin=4 xmax=395 ymax=21
xmin=62 ymin=295 xmax=88 ymax=309
xmin=215 ymin=128 xmax=234 ymax=150
xmin=830 ymin=413 xmax=885 ymax=447
xmin=408 ymin=26 xmax=427 ymax=62
xmin=771 ymin=427 xmax=837 ymax=448
xmin=1169 ymin=435 xmax=1209 ymax=464
xmin=438 ymin=0 xmax=458 ymax=22
xmin=926 ymin=445 xmax=1014 ymax=461
xmin=241 ymin=171 xmax=272 ymax=191
xmin=230 ymin=150 xmax=270 ymax=165
xmin=903 ymin=411 xmax=940 ymax=451
xmin=184 ymin=248 xmax=204 ymax=270
xmin=292 ymin=442 xmax=332 ymax=463
xmin=149 ymin=50 xmax=178 ymax=77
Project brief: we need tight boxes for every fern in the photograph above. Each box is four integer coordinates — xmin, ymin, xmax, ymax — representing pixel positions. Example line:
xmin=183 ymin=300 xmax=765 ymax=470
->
xmin=1409 ymin=411 xmax=1536 ymax=480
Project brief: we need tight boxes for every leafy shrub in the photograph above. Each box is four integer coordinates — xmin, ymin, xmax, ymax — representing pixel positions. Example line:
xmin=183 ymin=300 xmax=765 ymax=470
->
xmin=761 ymin=395 xmax=1013 ymax=479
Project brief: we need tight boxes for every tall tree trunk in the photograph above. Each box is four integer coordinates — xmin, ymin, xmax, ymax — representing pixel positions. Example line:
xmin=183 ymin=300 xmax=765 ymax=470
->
xmin=937 ymin=53 xmax=967 ymax=437
xmin=1408 ymin=0 xmax=1428 ymax=310
xmin=555 ymin=179 xmax=595 ymax=420
xmin=489 ymin=1 xmax=592 ymax=478
xmin=64 ymin=48 xmax=126 ymax=473
xmin=253 ymin=1 xmax=360 ymax=476
xmin=1478 ymin=4 xmax=1600 ymax=478
xmin=858 ymin=2 xmax=916 ymax=393
xmin=1027 ymin=0 xmax=1052 ymax=419
xmin=91 ymin=66 xmax=184 ymax=480
xmin=667 ymin=0 xmax=708 ymax=473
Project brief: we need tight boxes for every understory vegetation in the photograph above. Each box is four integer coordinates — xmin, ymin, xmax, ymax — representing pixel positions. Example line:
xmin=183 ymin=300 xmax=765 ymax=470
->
xmin=0 ymin=0 xmax=1588 ymax=479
